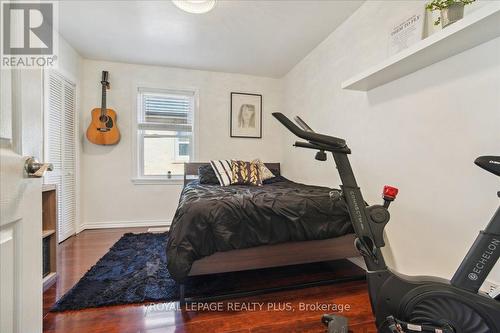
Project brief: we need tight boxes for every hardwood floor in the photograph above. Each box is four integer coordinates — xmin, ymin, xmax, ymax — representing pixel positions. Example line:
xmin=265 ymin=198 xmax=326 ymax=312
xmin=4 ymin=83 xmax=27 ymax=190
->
xmin=43 ymin=228 xmax=377 ymax=333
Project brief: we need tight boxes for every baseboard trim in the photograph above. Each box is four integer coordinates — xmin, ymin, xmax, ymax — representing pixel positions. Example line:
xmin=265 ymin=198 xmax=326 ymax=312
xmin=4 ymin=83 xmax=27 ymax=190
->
xmin=78 ymin=220 xmax=171 ymax=233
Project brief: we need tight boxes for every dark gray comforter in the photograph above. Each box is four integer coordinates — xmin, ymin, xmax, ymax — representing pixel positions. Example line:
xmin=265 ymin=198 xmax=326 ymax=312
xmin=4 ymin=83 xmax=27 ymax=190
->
xmin=166 ymin=178 xmax=353 ymax=282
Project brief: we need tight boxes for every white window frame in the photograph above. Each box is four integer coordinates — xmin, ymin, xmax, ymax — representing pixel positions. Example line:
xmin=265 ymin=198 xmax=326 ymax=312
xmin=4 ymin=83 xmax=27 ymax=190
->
xmin=132 ymin=85 xmax=198 ymax=185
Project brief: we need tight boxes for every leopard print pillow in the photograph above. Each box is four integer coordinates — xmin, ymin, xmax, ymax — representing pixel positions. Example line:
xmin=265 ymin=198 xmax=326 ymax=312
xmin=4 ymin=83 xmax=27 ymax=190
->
xmin=252 ymin=159 xmax=276 ymax=181
xmin=231 ymin=160 xmax=262 ymax=186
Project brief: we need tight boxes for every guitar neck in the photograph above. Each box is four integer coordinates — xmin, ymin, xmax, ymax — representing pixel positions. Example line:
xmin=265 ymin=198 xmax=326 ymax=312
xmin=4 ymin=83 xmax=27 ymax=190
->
xmin=100 ymin=84 xmax=107 ymax=116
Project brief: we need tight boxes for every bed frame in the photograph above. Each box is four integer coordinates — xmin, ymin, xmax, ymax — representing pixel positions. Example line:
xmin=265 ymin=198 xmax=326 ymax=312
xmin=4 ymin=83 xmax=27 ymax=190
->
xmin=178 ymin=162 xmax=363 ymax=304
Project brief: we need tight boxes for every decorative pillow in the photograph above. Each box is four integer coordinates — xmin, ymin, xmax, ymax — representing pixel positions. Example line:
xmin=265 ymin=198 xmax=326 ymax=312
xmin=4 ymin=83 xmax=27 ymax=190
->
xmin=198 ymin=165 xmax=220 ymax=185
xmin=252 ymin=159 xmax=275 ymax=181
xmin=210 ymin=160 xmax=233 ymax=186
xmin=231 ymin=160 xmax=262 ymax=186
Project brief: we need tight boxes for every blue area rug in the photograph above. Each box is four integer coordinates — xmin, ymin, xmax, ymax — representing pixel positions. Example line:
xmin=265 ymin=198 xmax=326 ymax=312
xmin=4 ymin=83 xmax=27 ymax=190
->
xmin=52 ymin=232 xmax=173 ymax=311
xmin=52 ymin=232 xmax=364 ymax=312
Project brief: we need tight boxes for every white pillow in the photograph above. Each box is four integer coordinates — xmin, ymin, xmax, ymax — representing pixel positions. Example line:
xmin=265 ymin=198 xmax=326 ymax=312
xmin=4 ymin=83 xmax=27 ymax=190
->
xmin=252 ymin=159 xmax=275 ymax=181
xmin=210 ymin=160 xmax=233 ymax=186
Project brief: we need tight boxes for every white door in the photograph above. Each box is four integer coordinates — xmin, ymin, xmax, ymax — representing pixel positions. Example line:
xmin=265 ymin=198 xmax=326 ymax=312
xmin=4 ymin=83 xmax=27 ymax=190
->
xmin=0 ymin=67 xmax=45 ymax=332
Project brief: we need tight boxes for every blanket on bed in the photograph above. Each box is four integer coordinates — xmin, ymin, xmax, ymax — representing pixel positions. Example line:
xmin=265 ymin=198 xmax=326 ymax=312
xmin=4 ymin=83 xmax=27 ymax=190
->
xmin=166 ymin=178 xmax=353 ymax=282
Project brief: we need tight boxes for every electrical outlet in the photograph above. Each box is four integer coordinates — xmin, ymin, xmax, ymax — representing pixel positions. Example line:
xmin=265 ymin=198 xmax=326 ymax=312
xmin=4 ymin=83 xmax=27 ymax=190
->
xmin=481 ymin=279 xmax=500 ymax=297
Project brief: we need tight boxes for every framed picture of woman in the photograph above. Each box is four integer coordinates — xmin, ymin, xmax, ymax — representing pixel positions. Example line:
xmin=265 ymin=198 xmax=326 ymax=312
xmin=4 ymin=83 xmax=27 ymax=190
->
xmin=230 ymin=92 xmax=262 ymax=138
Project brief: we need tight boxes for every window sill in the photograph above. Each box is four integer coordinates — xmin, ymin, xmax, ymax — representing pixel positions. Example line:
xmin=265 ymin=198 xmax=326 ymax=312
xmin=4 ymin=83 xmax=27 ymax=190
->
xmin=131 ymin=178 xmax=184 ymax=185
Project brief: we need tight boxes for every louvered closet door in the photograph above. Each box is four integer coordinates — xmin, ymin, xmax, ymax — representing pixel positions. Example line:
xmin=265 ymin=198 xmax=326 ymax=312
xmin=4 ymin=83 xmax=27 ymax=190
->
xmin=45 ymin=71 xmax=77 ymax=242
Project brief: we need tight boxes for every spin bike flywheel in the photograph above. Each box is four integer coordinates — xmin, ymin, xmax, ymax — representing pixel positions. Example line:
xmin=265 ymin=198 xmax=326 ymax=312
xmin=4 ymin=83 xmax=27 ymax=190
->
xmin=385 ymin=291 xmax=498 ymax=333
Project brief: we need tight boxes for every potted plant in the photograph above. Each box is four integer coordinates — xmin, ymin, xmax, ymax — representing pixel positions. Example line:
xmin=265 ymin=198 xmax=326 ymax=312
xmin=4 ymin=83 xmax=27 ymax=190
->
xmin=426 ymin=0 xmax=476 ymax=28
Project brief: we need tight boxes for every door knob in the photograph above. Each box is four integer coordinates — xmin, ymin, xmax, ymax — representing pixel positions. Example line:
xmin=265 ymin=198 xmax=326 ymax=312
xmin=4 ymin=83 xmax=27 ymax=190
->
xmin=24 ymin=157 xmax=53 ymax=177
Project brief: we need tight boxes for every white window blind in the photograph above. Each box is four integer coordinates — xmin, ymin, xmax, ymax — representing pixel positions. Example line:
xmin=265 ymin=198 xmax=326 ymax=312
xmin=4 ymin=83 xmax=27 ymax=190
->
xmin=136 ymin=88 xmax=195 ymax=180
xmin=45 ymin=71 xmax=77 ymax=242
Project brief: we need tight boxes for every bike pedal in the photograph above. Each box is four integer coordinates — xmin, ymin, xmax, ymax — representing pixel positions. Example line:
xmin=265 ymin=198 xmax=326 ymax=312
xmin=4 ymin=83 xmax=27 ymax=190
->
xmin=321 ymin=314 xmax=348 ymax=333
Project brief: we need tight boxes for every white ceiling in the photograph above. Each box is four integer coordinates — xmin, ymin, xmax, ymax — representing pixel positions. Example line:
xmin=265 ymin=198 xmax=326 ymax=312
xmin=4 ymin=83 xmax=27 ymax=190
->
xmin=59 ymin=1 xmax=363 ymax=78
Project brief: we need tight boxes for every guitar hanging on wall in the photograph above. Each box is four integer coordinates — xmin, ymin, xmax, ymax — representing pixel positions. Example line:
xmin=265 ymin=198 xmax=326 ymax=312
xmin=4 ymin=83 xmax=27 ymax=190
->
xmin=86 ymin=71 xmax=120 ymax=145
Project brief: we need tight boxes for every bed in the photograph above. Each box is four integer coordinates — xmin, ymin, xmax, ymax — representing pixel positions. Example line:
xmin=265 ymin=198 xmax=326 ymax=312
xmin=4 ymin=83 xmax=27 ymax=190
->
xmin=167 ymin=162 xmax=362 ymax=303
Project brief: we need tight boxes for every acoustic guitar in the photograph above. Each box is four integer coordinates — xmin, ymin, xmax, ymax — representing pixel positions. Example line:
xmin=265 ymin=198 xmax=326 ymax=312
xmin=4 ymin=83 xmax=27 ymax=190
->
xmin=86 ymin=71 xmax=120 ymax=145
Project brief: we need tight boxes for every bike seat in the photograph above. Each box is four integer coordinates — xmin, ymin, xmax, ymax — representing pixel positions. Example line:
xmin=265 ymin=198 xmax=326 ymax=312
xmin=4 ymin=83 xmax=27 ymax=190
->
xmin=475 ymin=156 xmax=500 ymax=177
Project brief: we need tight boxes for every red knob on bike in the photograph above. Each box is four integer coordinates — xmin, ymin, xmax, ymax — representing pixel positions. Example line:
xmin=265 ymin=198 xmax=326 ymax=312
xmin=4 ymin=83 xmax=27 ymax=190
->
xmin=383 ymin=185 xmax=399 ymax=201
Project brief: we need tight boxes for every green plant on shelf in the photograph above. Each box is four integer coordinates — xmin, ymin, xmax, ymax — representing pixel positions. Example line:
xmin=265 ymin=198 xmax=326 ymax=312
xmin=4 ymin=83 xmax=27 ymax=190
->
xmin=426 ymin=0 xmax=476 ymax=26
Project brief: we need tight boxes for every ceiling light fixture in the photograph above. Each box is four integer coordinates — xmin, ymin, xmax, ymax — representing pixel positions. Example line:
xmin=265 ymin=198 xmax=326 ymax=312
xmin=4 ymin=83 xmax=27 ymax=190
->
xmin=172 ymin=0 xmax=217 ymax=14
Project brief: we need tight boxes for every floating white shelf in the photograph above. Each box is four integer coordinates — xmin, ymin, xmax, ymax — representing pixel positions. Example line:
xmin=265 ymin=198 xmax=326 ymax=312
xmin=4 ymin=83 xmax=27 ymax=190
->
xmin=341 ymin=3 xmax=500 ymax=91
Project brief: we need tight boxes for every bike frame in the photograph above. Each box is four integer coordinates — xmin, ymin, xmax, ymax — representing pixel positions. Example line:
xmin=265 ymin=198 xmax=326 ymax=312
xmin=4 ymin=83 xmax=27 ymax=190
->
xmin=331 ymin=148 xmax=500 ymax=294
xmin=451 ymin=206 xmax=500 ymax=292
xmin=273 ymin=112 xmax=500 ymax=332
xmin=331 ymin=151 xmax=387 ymax=271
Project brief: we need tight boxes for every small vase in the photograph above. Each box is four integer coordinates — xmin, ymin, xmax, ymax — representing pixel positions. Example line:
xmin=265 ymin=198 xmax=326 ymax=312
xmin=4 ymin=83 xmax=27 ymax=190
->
xmin=440 ymin=3 xmax=465 ymax=28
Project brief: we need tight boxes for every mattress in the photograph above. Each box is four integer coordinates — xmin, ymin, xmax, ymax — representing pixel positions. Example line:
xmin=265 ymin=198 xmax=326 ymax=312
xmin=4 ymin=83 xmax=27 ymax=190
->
xmin=166 ymin=177 xmax=353 ymax=282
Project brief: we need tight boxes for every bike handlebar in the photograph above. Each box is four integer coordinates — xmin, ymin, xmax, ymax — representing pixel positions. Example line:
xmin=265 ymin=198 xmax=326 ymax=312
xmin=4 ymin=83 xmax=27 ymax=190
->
xmin=272 ymin=112 xmax=346 ymax=149
xmin=294 ymin=116 xmax=314 ymax=132
xmin=294 ymin=141 xmax=324 ymax=150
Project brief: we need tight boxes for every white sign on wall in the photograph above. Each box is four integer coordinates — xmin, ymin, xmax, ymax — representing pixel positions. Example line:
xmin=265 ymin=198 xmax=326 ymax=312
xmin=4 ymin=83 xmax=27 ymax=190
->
xmin=388 ymin=10 xmax=425 ymax=56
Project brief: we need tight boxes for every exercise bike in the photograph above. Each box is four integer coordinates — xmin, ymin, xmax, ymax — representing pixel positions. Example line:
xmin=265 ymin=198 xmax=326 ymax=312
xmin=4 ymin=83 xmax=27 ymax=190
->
xmin=273 ymin=112 xmax=500 ymax=333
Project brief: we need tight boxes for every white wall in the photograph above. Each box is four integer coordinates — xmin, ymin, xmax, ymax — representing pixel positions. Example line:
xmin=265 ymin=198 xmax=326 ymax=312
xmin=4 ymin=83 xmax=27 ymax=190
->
xmin=57 ymin=35 xmax=82 ymax=84
xmin=282 ymin=1 xmax=500 ymax=284
xmin=80 ymin=60 xmax=284 ymax=229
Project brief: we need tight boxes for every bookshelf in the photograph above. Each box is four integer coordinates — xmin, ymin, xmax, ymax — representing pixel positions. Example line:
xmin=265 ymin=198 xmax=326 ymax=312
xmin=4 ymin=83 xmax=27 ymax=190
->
xmin=42 ymin=184 xmax=58 ymax=291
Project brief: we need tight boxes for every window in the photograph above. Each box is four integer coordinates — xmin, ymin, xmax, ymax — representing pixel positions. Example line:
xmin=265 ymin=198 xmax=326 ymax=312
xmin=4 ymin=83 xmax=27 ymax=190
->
xmin=175 ymin=139 xmax=190 ymax=159
xmin=135 ymin=88 xmax=195 ymax=182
